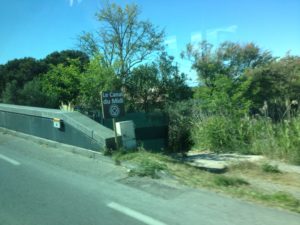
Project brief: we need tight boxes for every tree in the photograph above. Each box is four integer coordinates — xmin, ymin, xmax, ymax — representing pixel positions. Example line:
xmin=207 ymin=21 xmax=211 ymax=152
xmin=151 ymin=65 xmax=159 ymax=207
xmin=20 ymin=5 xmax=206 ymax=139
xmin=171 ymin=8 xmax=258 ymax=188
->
xmin=78 ymin=55 xmax=120 ymax=109
xmin=0 ymin=57 xmax=47 ymax=104
xmin=126 ymin=52 xmax=192 ymax=112
xmin=126 ymin=64 xmax=161 ymax=112
xmin=194 ymin=75 xmax=252 ymax=116
xmin=182 ymin=41 xmax=274 ymax=115
xmin=41 ymin=59 xmax=83 ymax=107
xmin=245 ymin=55 xmax=300 ymax=120
xmin=79 ymin=1 xmax=165 ymax=83
xmin=2 ymin=80 xmax=19 ymax=104
xmin=43 ymin=50 xmax=89 ymax=72
xmin=158 ymin=52 xmax=192 ymax=102
xmin=182 ymin=41 xmax=273 ymax=86
xmin=19 ymin=78 xmax=57 ymax=108
xmin=216 ymin=42 xmax=274 ymax=78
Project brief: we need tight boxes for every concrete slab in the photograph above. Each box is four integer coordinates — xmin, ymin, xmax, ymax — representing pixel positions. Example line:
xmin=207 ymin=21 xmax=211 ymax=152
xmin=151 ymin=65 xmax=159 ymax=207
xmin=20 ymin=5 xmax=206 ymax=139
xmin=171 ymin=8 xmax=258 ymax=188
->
xmin=185 ymin=152 xmax=264 ymax=173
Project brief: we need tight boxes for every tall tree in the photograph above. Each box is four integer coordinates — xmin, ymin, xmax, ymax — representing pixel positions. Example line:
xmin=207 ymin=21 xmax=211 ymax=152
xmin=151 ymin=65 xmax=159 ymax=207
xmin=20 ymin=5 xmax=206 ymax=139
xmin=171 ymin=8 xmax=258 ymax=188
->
xmin=79 ymin=1 xmax=165 ymax=83
xmin=182 ymin=41 xmax=274 ymax=86
xmin=43 ymin=50 xmax=89 ymax=72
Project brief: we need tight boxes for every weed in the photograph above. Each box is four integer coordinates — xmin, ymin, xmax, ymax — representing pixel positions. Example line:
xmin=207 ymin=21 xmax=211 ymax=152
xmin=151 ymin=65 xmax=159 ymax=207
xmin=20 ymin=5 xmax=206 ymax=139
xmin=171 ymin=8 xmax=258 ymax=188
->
xmin=261 ymin=163 xmax=281 ymax=173
xmin=214 ymin=175 xmax=249 ymax=187
xmin=128 ymin=159 xmax=167 ymax=179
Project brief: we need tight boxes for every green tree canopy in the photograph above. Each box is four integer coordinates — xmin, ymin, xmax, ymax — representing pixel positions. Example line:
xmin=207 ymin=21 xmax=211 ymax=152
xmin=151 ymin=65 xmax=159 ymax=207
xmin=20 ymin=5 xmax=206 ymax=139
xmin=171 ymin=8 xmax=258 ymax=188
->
xmin=0 ymin=57 xmax=47 ymax=104
xmin=182 ymin=41 xmax=274 ymax=86
xmin=158 ymin=52 xmax=192 ymax=102
xmin=41 ymin=59 xmax=83 ymax=107
xmin=245 ymin=55 xmax=300 ymax=119
xmin=126 ymin=64 xmax=161 ymax=112
xmin=182 ymin=41 xmax=274 ymax=116
xmin=78 ymin=55 xmax=120 ymax=109
xmin=0 ymin=57 xmax=47 ymax=94
xmin=126 ymin=52 xmax=192 ymax=112
xmin=79 ymin=1 xmax=165 ymax=83
xmin=43 ymin=50 xmax=89 ymax=72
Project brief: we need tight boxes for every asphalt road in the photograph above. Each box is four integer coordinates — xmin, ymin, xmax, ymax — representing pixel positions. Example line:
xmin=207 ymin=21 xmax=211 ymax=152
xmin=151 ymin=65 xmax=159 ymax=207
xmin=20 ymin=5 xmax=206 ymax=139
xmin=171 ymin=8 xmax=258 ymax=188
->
xmin=0 ymin=132 xmax=299 ymax=225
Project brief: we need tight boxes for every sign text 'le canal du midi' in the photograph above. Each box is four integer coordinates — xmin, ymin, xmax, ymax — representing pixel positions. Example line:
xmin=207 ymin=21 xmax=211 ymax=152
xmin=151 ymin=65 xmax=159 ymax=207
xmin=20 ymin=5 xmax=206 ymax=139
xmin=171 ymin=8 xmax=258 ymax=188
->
xmin=101 ymin=91 xmax=125 ymax=119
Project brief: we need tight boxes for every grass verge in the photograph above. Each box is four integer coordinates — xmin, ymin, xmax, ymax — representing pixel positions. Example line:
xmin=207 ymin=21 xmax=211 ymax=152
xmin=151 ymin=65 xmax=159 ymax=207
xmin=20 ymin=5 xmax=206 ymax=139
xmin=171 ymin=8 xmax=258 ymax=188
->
xmin=113 ymin=150 xmax=300 ymax=213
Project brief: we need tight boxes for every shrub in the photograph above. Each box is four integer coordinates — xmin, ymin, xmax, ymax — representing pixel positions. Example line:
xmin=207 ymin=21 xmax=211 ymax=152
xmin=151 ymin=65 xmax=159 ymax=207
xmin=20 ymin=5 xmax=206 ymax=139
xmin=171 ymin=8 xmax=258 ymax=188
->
xmin=165 ymin=100 xmax=194 ymax=153
xmin=192 ymin=115 xmax=233 ymax=153
xmin=191 ymin=113 xmax=300 ymax=164
xmin=192 ymin=115 xmax=254 ymax=154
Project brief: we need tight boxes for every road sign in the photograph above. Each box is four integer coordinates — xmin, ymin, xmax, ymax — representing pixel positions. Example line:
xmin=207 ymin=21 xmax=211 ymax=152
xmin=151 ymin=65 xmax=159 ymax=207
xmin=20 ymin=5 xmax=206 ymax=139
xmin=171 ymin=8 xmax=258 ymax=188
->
xmin=101 ymin=91 xmax=125 ymax=119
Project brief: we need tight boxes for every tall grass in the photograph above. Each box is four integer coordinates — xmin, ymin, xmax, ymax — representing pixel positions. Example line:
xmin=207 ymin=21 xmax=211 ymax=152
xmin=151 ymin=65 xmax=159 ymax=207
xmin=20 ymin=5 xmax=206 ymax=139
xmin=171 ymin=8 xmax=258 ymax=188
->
xmin=191 ymin=114 xmax=254 ymax=154
xmin=192 ymin=114 xmax=300 ymax=165
xmin=252 ymin=116 xmax=300 ymax=164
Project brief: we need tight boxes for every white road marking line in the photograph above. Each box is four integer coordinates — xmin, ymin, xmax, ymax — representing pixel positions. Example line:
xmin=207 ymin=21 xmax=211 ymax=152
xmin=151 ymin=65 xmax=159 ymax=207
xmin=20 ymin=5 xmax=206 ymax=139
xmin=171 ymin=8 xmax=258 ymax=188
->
xmin=107 ymin=202 xmax=167 ymax=225
xmin=0 ymin=153 xmax=20 ymax=166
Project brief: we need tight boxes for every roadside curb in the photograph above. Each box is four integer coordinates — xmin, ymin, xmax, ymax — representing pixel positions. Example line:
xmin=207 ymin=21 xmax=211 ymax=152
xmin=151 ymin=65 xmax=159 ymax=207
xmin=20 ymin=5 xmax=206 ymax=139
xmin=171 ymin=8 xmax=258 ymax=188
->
xmin=0 ymin=127 xmax=114 ymax=164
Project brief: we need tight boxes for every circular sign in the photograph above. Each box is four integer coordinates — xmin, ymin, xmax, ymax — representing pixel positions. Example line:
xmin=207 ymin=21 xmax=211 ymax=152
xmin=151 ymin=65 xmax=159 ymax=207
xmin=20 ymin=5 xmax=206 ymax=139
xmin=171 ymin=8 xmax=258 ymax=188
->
xmin=109 ymin=104 xmax=120 ymax=117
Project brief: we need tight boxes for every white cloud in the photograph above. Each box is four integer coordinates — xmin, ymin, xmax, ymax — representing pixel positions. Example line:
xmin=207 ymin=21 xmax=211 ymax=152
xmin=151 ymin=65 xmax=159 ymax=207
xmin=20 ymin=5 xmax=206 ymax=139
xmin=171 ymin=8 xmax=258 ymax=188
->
xmin=165 ymin=36 xmax=177 ymax=50
xmin=191 ymin=32 xmax=202 ymax=44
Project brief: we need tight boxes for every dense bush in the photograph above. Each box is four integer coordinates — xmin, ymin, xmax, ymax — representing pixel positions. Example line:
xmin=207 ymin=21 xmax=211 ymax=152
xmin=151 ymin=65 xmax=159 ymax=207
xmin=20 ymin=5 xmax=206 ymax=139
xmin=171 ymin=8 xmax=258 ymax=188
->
xmin=165 ymin=100 xmax=195 ymax=154
xmin=192 ymin=115 xmax=254 ymax=154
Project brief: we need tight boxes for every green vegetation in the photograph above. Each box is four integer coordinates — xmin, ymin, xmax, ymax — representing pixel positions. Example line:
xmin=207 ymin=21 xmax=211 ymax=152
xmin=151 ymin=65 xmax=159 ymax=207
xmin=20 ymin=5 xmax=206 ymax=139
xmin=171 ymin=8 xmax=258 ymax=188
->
xmin=0 ymin=3 xmax=298 ymax=156
xmin=114 ymin=150 xmax=300 ymax=213
xmin=164 ymin=100 xmax=194 ymax=153
xmin=78 ymin=1 xmax=165 ymax=83
xmin=0 ymin=50 xmax=89 ymax=108
xmin=261 ymin=163 xmax=281 ymax=173
xmin=183 ymin=43 xmax=300 ymax=163
xmin=0 ymin=0 xmax=299 ymax=211
xmin=1 ymin=0 xmax=299 ymax=217
xmin=128 ymin=159 xmax=167 ymax=179
xmin=113 ymin=148 xmax=170 ymax=178
xmin=213 ymin=176 xmax=249 ymax=187
xmin=230 ymin=189 xmax=300 ymax=213
xmin=191 ymin=115 xmax=300 ymax=164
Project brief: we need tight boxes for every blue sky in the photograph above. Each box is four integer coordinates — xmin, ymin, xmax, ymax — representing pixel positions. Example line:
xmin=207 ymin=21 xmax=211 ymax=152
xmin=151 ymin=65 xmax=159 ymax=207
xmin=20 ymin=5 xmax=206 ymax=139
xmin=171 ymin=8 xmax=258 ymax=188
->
xmin=0 ymin=0 xmax=299 ymax=83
